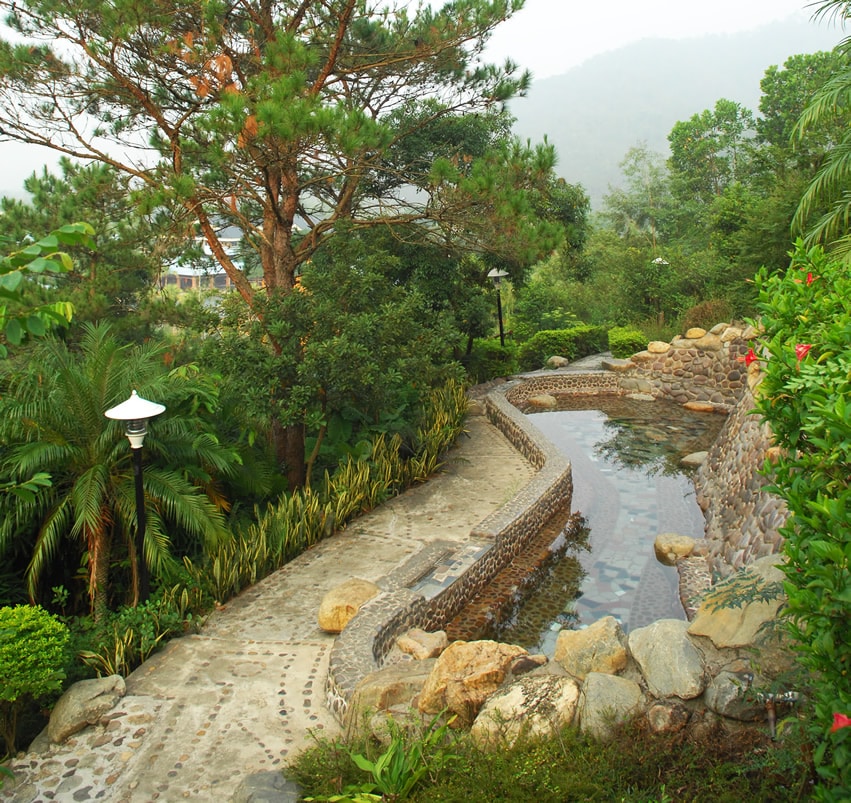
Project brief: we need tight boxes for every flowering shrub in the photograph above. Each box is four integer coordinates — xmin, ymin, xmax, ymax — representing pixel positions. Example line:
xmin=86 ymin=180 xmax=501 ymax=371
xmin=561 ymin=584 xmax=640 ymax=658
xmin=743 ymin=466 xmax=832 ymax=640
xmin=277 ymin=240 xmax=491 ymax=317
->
xmin=751 ymin=242 xmax=851 ymax=799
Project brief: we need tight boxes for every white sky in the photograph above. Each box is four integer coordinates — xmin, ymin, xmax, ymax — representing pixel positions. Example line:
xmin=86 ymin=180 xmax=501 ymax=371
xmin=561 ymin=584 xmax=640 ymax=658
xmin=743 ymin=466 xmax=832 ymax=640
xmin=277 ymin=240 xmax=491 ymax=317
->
xmin=0 ymin=0 xmax=842 ymax=196
xmin=483 ymin=0 xmax=836 ymax=80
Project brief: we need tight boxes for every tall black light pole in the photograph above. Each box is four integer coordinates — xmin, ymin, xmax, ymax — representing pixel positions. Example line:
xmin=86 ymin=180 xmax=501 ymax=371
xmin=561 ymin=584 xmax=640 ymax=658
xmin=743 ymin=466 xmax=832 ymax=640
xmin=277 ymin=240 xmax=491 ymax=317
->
xmin=487 ymin=268 xmax=509 ymax=347
xmin=105 ymin=390 xmax=165 ymax=605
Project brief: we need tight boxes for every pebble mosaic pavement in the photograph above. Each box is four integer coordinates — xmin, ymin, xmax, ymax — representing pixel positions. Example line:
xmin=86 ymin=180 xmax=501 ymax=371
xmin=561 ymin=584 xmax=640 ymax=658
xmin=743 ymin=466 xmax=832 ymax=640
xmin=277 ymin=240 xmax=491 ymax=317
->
xmin=1 ymin=415 xmax=535 ymax=802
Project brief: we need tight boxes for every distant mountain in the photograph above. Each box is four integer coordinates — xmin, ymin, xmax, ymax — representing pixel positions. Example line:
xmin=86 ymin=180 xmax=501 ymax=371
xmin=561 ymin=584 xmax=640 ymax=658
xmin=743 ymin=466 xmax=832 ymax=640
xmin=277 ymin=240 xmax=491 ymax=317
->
xmin=509 ymin=16 xmax=843 ymax=209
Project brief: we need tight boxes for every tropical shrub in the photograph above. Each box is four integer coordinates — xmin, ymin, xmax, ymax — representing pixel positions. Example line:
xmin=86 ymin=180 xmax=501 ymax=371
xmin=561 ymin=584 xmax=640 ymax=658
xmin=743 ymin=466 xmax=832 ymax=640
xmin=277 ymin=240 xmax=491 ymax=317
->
xmin=607 ymin=325 xmax=647 ymax=358
xmin=465 ymin=339 xmax=518 ymax=383
xmin=680 ymin=298 xmax=733 ymax=332
xmin=0 ymin=605 xmax=70 ymax=754
xmin=517 ymin=325 xmax=608 ymax=371
xmin=751 ymin=241 xmax=851 ymax=800
xmin=0 ymin=323 xmax=237 ymax=618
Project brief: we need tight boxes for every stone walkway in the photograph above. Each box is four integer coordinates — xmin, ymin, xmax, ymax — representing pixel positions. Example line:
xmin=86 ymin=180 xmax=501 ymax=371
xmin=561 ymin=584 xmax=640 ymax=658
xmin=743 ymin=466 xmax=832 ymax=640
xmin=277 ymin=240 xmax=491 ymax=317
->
xmin=1 ymin=412 xmax=535 ymax=802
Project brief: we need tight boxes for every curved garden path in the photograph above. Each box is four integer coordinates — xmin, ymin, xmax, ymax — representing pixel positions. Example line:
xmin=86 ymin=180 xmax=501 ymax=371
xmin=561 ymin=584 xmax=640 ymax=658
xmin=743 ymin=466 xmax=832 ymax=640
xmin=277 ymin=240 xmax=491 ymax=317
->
xmin=2 ymin=411 xmax=535 ymax=802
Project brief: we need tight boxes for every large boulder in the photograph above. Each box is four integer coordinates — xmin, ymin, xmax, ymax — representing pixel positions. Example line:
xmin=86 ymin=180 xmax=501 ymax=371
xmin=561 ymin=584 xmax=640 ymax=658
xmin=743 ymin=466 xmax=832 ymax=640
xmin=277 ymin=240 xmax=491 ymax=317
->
xmin=471 ymin=674 xmax=580 ymax=748
xmin=345 ymin=660 xmax=436 ymax=740
xmin=417 ymin=640 xmax=528 ymax=726
xmin=48 ymin=675 xmax=126 ymax=744
xmin=628 ymin=619 xmax=705 ymax=700
xmin=553 ymin=616 xmax=628 ymax=680
xmin=578 ymin=672 xmax=644 ymax=741
xmin=317 ymin=578 xmax=380 ymax=633
xmin=688 ymin=556 xmax=786 ymax=649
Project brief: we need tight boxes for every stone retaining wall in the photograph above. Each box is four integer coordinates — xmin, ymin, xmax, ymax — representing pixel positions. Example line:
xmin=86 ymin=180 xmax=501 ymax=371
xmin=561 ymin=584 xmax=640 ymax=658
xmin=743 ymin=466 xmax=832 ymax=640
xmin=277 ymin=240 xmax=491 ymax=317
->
xmin=326 ymin=393 xmax=574 ymax=721
xmin=325 ymin=324 xmax=788 ymax=722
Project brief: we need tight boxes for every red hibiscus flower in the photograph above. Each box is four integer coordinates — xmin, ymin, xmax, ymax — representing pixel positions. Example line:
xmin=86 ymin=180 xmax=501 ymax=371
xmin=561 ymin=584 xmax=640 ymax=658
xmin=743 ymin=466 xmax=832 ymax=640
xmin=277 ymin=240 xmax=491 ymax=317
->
xmin=831 ymin=713 xmax=851 ymax=733
xmin=795 ymin=343 xmax=812 ymax=364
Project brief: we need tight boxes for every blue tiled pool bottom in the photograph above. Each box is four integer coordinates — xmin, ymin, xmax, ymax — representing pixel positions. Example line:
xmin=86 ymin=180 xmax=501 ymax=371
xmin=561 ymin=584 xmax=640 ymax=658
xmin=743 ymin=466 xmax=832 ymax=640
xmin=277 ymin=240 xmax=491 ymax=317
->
xmin=497 ymin=398 xmax=724 ymax=653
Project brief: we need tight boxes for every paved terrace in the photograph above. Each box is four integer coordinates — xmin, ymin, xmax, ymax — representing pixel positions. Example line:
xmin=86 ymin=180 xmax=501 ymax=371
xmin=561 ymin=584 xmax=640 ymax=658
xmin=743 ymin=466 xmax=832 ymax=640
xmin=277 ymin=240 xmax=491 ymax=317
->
xmin=3 ymin=410 xmax=536 ymax=802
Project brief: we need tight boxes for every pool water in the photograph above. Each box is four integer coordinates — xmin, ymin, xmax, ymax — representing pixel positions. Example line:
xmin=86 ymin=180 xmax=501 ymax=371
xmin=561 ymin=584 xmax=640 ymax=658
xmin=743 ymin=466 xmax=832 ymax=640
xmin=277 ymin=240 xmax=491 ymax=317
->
xmin=476 ymin=397 xmax=724 ymax=655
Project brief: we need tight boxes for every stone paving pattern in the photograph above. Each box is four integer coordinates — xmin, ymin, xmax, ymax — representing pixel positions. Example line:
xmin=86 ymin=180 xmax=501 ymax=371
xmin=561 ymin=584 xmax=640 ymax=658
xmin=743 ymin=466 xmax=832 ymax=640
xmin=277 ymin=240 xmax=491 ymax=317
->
xmin=2 ymin=414 xmax=535 ymax=802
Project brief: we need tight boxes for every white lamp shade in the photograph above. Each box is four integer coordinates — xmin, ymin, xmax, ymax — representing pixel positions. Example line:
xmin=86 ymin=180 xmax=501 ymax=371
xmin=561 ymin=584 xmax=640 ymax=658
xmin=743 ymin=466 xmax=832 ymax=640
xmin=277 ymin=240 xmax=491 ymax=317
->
xmin=104 ymin=390 xmax=166 ymax=422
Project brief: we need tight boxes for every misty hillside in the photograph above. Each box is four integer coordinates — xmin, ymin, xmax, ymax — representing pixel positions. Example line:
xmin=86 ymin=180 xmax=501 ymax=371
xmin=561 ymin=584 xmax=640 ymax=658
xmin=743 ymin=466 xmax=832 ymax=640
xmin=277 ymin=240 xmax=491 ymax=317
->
xmin=509 ymin=16 xmax=843 ymax=208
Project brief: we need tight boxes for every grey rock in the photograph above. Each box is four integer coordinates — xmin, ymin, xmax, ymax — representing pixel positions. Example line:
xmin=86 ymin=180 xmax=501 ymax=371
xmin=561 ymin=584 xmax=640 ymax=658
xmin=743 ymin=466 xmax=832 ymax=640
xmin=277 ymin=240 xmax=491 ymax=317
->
xmin=629 ymin=620 xmax=705 ymax=700
xmin=579 ymin=672 xmax=644 ymax=741
xmin=48 ymin=675 xmax=126 ymax=744
xmin=230 ymin=771 xmax=301 ymax=803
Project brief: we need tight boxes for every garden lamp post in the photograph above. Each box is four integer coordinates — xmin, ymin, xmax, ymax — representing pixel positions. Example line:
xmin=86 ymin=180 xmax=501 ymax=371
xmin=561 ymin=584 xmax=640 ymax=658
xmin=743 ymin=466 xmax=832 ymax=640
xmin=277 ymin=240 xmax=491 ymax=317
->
xmin=104 ymin=390 xmax=165 ymax=605
xmin=487 ymin=268 xmax=509 ymax=347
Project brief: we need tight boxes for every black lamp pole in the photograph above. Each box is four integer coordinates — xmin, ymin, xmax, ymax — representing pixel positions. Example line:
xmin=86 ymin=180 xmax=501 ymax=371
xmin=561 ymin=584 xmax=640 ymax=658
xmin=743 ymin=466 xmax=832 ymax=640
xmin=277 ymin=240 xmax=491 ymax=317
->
xmin=487 ymin=268 xmax=509 ymax=347
xmin=131 ymin=437 xmax=149 ymax=603
xmin=105 ymin=391 xmax=165 ymax=606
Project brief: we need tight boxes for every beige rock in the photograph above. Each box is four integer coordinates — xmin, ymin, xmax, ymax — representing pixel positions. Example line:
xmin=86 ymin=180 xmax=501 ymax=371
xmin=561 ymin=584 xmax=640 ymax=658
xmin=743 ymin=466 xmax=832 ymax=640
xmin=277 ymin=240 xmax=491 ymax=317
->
xmin=685 ymin=327 xmax=707 ymax=339
xmin=344 ymin=660 xmax=436 ymax=740
xmin=396 ymin=628 xmax=448 ymax=660
xmin=654 ymin=533 xmax=696 ymax=566
xmin=630 ymin=350 xmax=655 ymax=362
xmin=579 ymin=673 xmax=644 ymax=741
xmin=691 ymin=333 xmax=723 ymax=351
xmin=527 ymin=393 xmax=558 ymax=409
xmin=647 ymin=341 xmax=670 ymax=354
xmin=418 ymin=640 xmax=528 ymax=726
xmin=317 ymin=578 xmax=380 ymax=633
xmin=48 ymin=676 xmax=126 ymax=744
xmin=546 ymin=355 xmax=571 ymax=369
xmin=680 ymin=451 xmax=708 ymax=468
xmin=688 ymin=556 xmax=786 ymax=648
xmin=601 ymin=357 xmax=635 ymax=372
xmin=683 ymin=401 xmax=715 ymax=413
xmin=471 ymin=675 xmax=580 ymax=748
xmin=554 ymin=616 xmax=628 ymax=680
xmin=719 ymin=326 xmax=743 ymax=342
xmin=710 ymin=322 xmax=731 ymax=335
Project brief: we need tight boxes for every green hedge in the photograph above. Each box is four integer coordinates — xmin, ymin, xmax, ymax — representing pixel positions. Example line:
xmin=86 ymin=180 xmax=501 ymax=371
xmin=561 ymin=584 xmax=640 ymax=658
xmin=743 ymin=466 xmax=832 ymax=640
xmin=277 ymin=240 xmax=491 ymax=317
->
xmin=465 ymin=339 xmax=518 ymax=383
xmin=607 ymin=326 xmax=647 ymax=359
xmin=0 ymin=605 xmax=70 ymax=754
xmin=517 ymin=325 xmax=608 ymax=371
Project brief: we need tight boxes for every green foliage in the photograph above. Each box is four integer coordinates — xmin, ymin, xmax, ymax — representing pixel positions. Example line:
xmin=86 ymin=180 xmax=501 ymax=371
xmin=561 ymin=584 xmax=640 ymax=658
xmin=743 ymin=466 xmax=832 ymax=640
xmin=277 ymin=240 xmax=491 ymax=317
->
xmin=465 ymin=339 xmax=518 ymax=383
xmin=511 ymin=276 xmax=579 ymax=342
xmin=517 ymin=325 xmax=608 ymax=371
xmin=292 ymin=717 xmax=813 ymax=802
xmin=76 ymin=584 xmax=204 ymax=678
xmin=0 ymin=222 xmax=93 ymax=357
xmin=607 ymin=326 xmax=647 ymax=359
xmin=0 ymin=604 xmax=70 ymax=754
xmin=751 ymin=241 xmax=851 ymax=799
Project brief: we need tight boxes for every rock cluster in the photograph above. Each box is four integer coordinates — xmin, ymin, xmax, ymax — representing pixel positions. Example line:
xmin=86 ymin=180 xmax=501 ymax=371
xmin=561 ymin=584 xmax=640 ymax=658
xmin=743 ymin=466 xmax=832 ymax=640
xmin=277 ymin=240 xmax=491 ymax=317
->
xmin=344 ymin=556 xmax=794 ymax=750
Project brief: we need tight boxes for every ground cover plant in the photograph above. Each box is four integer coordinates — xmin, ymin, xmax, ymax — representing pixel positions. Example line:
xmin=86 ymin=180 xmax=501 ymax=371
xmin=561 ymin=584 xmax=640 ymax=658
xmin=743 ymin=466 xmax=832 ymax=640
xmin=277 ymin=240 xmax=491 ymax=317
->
xmin=290 ymin=716 xmax=814 ymax=802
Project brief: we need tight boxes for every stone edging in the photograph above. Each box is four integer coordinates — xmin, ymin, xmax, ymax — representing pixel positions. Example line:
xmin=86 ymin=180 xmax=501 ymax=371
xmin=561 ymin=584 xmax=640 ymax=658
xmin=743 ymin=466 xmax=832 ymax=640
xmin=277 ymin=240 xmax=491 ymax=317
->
xmin=325 ymin=386 xmax=573 ymax=722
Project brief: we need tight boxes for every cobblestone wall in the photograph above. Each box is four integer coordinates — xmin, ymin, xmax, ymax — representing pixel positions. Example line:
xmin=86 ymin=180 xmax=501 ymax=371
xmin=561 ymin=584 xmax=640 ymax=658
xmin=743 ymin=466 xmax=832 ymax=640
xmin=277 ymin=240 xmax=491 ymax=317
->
xmin=693 ymin=385 xmax=788 ymax=578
